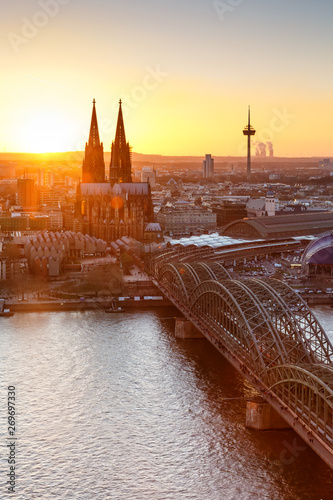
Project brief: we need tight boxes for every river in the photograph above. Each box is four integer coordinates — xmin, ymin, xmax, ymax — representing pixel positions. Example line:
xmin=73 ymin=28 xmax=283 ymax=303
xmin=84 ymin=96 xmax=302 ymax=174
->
xmin=0 ymin=307 xmax=332 ymax=499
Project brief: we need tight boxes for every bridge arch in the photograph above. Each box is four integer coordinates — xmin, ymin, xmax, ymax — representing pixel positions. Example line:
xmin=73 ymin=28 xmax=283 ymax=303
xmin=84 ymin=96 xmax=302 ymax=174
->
xmin=267 ymin=364 xmax=333 ymax=446
xmin=267 ymin=278 xmax=333 ymax=364
xmin=189 ymin=279 xmax=288 ymax=375
xmin=158 ymin=263 xmax=191 ymax=304
xmin=243 ymin=278 xmax=316 ymax=365
xmin=158 ymin=262 xmax=231 ymax=305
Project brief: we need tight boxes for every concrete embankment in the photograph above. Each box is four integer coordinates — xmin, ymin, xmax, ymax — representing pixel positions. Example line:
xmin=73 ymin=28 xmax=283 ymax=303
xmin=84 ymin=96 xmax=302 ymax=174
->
xmin=305 ymin=295 xmax=333 ymax=306
xmin=7 ymin=297 xmax=172 ymax=313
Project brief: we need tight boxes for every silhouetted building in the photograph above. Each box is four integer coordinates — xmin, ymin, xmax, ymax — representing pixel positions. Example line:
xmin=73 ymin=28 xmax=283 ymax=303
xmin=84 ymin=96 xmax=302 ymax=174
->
xmin=0 ymin=216 xmax=29 ymax=232
xmin=41 ymin=208 xmax=63 ymax=229
xmin=29 ymin=216 xmax=49 ymax=231
xmin=17 ymin=178 xmax=35 ymax=208
xmin=203 ymin=154 xmax=214 ymax=179
xmin=37 ymin=169 xmax=45 ymax=186
xmin=0 ymin=214 xmax=48 ymax=232
xmin=141 ymin=167 xmax=156 ymax=187
xmin=76 ymin=99 xmax=154 ymax=242
xmin=110 ymin=100 xmax=132 ymax=185
xmin=62 ymin=206 xmax=75 ymax=231
xmin=82 ymin=99 xmax=105 ymax=183
xmin=47 ymin=171 xmax=55 ymax=187
xmin=212 ymin=202 xmax=247 ymax=227
xmin=36 ymin=186 xmax=66 ymax=207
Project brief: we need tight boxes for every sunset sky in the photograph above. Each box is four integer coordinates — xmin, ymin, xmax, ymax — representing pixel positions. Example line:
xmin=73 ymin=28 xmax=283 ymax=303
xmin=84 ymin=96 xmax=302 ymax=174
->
xmin=1 ymin=0 xmax=333 ymax=156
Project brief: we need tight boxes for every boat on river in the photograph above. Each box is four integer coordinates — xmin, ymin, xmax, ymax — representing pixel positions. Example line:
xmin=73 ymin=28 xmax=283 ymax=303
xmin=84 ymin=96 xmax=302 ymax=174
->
xmin=105 ymin=298 xmax=125 ymax=313
xmin=105 ymin=307 xmax=125 ymax=313
xmin=0 ymin=299 xmax=14 ymax=317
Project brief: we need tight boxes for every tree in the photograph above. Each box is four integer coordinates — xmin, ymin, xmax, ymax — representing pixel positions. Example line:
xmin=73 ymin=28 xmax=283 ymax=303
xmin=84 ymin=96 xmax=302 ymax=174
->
xmin=120 ymin=253 xmax=134 ymax=275
xmin=54 ymin=264 xmax=124 ymax=298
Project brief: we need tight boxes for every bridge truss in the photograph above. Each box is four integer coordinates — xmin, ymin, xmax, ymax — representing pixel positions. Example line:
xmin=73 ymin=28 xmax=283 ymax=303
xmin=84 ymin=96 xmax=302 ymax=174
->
xmin=149 ymin=254 xmax=333 ymax=469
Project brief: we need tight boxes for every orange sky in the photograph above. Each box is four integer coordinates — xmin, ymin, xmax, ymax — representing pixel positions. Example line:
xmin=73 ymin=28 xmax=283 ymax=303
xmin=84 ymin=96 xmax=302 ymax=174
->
xmin=1 ymin=0 xmax=333 ymax=157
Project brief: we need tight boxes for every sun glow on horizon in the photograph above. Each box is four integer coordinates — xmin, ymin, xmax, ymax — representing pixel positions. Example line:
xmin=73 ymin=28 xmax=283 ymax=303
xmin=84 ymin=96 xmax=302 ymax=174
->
xmin=5 ymin=87 xmax=333 ymax=158
xmin=18 ymin=111 xmax=76 ymax=154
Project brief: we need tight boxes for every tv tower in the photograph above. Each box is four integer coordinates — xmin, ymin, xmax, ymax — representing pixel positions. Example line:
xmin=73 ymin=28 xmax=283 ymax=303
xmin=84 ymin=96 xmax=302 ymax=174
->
xmin=243 ymin=106 xmax=256 ymax=182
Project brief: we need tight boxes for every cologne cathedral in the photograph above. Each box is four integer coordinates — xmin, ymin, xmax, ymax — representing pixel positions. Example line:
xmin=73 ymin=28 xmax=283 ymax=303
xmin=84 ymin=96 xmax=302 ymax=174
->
xmin=76 ymin=99 xmax=154 ymax=242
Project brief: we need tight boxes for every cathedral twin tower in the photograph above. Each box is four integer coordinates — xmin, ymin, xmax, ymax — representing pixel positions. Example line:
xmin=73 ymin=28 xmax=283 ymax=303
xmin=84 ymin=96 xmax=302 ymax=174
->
xmin=77 ymin=99 xmax=154 ymax=243
xmin=82 ymin=99 xmax=132 ymax=185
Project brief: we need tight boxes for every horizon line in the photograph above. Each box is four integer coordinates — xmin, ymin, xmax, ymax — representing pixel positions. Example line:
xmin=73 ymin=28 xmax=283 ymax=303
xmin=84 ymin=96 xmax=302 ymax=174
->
xmin=0 ymin=151 xmax=332 ymax=160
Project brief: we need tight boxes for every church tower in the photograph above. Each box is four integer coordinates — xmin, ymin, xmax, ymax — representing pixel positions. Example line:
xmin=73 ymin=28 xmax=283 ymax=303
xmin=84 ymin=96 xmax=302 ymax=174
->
xmin=82 ymin=99 xmax=105 ymax=183
xmin=109 ymin=100 xmax=132 ymax=186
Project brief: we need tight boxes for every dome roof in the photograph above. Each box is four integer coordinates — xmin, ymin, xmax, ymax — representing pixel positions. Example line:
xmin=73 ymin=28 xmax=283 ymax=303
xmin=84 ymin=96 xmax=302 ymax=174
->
xmin=302 ymin=231 xmax=333 ymax=265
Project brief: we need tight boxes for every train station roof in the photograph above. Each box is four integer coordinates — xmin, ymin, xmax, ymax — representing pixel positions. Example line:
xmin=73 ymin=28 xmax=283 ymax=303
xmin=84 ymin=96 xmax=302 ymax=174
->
xmin=222 ymin=212 xmax=333 ymax=239
xmin=167 ymin=233 xmax=256 ymax=248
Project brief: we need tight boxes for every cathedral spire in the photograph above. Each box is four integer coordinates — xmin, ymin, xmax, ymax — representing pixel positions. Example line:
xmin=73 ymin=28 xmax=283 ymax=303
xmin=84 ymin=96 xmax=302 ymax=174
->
xmin=114 ymin=99 xmax=126 ymax=150
xmin=88 ymin=98 xmax=101 ymax=148
xmin=110 ymin=100 xmax=132 ymax=186
xmin=82 ymin=99 xmax=105 ymax=183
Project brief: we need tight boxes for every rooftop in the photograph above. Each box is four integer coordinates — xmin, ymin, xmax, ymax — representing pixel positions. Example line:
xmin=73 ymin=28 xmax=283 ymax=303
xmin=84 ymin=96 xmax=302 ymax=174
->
xmin=167 ymin=233 xmax=254 ymax=248
xmin=223 ymin=212 xmax=333 ymax=239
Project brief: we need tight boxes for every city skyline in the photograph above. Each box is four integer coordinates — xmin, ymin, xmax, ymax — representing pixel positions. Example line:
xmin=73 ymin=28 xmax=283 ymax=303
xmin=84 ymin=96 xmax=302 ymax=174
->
xmin=1 ymin=0 xmax=333 ymax=156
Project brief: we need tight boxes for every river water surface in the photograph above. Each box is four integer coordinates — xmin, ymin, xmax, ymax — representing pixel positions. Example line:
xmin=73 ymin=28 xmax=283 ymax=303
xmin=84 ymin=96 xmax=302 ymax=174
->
xmin=0 ymin=307 xmax=333 ymax=499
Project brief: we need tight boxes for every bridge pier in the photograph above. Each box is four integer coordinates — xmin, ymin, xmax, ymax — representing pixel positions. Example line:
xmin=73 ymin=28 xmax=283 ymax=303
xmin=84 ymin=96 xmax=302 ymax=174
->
xmin=175 ymin=318 xmax=204 ymax=339
xmin=245 ymin=397 xmax=290 ymax=430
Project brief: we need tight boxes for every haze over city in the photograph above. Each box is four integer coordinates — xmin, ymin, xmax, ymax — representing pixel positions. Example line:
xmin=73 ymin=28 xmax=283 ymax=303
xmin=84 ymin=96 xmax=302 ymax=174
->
xmin=1 ymin=0 xmax=333 ymax=156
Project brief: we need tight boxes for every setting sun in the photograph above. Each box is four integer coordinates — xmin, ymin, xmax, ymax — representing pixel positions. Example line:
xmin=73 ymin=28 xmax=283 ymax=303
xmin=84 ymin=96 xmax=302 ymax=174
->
xmin=18 ymin=111 xmax=74 ymax=153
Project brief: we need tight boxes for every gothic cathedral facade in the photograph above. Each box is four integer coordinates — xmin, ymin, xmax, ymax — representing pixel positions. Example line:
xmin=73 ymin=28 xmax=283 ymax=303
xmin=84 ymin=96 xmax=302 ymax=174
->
xmin=76 ymin=100 xmax=154 ymax=242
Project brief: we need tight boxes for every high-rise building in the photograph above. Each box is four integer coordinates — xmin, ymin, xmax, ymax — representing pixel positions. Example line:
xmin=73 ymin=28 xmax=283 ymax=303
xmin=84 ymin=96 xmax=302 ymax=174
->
xmin=17 ymin=178 xmax=35 ymax=208
xmin=47 ymin=171 xmax=55 ymax=187
xmin=203 ymin=154 xmax=214 ymax=179
xmin=62 ymin=206 xmax=75 ymax=231
xmin=109 ymin=100 xmax=132 ymax=185
xmin=65 ymin=176 xmax=73 ymax=187
xmin=82 ymin=99 xmax=105 ymax=183
xmin=141 ymin=167 xmax=156 ymax=187
xmin=37 ymin=169 xmax=45 ymax=186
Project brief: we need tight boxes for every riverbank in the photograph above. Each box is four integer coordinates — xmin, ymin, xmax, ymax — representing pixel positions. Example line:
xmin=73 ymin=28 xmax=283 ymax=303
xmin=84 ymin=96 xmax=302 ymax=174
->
xmin=304 ymin=295 xmax=333 ymax=306
xmin=6 ymin=296 xmax=171 ymax=313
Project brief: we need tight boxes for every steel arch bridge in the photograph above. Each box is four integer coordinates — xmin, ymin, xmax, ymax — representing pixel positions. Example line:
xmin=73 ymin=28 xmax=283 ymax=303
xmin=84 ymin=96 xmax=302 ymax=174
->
xmin=149 ymin=255 xmax=333 ymax=469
